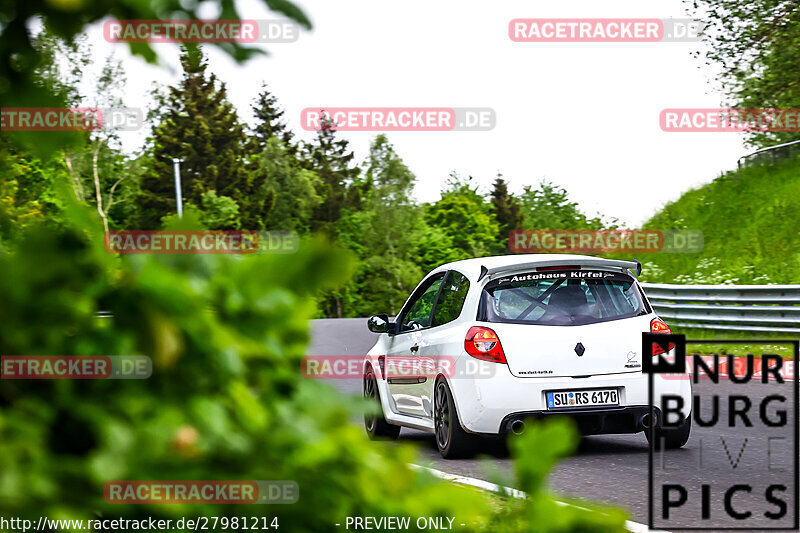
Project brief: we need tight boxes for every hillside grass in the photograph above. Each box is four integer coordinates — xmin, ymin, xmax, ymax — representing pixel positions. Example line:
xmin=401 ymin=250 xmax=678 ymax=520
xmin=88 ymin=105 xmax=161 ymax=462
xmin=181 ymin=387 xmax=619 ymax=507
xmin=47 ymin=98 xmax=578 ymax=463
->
xmin=605 ymin=156 xmax=800 ymax=284
xmin=599 ymin=157 xmax=800 ymax=344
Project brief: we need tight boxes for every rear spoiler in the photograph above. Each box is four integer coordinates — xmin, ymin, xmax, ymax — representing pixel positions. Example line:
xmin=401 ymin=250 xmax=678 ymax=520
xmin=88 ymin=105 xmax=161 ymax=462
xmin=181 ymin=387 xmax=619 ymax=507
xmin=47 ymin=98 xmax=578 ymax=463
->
xmin=480 ymin=258 xmax=642 ymax=281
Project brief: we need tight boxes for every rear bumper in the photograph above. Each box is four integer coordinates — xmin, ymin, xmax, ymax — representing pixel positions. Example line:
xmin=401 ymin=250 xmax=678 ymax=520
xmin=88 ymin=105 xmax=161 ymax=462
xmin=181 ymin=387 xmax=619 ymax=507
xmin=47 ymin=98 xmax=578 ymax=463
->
xmin=501 ymin=405 xmax=661 ymax=436
xmin=447 ymin=358 xmax=692 ymax=435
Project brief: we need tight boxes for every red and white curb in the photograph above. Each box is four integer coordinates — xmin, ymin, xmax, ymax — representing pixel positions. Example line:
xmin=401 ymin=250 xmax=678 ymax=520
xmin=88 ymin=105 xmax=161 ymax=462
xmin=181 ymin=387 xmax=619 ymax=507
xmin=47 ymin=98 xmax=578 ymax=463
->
xmin=409 ymin=463 xmax=668 ymax=533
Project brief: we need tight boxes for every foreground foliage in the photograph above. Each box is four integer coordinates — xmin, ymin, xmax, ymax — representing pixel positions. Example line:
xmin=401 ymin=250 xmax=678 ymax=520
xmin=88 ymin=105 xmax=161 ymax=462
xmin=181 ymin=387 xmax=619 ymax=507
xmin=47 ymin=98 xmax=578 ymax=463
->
xmin=0 ymin=196 xmax=627 ymax=532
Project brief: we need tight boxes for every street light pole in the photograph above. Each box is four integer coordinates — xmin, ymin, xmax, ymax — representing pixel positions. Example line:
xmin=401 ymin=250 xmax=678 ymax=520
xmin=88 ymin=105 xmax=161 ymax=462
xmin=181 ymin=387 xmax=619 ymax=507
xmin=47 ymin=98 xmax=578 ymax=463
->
xmin=172 ymin=158 xmax=184 ymax=218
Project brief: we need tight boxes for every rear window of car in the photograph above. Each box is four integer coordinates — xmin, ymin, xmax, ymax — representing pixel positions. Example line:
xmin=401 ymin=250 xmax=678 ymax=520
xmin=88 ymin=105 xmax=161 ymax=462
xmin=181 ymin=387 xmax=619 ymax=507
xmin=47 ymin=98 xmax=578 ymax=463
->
xmin=479 ymin=269 xmax=650 ymax=326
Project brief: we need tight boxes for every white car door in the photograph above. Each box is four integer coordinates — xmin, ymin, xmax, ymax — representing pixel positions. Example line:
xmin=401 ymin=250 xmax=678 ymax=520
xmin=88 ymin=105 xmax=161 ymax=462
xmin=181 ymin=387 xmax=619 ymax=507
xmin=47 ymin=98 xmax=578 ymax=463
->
xmin=414 ymin=270 xmax=472 ymax=418
xmin=387 ymin=274 xmax=445 ymax=417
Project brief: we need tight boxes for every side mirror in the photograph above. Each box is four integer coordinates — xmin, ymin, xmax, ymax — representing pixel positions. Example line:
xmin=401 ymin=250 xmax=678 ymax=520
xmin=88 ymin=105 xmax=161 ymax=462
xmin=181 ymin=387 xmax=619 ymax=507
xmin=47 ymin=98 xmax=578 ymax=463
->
xmin=367 ymin=314 xmax=394 ymax=334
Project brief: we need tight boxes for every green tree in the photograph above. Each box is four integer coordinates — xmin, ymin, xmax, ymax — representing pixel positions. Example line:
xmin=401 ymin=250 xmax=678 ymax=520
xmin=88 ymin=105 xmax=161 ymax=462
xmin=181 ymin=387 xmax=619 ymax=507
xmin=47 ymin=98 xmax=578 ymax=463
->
xmin=135 ymin=48 xmax=268 ymax=230
xmin=20 ymin=31 xmax=142 ymax=232
xmin=252 ymin=83 xmax=296 ymax=154
xmin=55 ymin=42 xmax=140 ymax=232
xmin=188 ymin=190 xmax=242 ymax=230
xmin=342 ymin=135 xmax=424 ymax=315
xmin=691 ymin=0 xmax=800 ymax=147
xmin=301 ymin=114 xmax=365 ymax=234
xmin=0 ymin=138 xmax=66 ymax=244
xmin=424 ymin=173 xmax=500 ymax=259
xmin=415 ymin=222 xmax=465 ymax=274
xmin=258 ymin=138 xmax=322 ymax=233
xmin=518 ymin=181 xmax=608 ymax=230
xmin=489 ymin=175 xmax=523 ymax=252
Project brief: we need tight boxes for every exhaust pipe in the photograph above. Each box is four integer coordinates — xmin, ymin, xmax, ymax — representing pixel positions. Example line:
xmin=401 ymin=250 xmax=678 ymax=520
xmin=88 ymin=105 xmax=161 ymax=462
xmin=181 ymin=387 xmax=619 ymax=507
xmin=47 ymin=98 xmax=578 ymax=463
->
xmin=510 ymin=420 xmax=525 ymax=435
xmin=639 ymin=413 xmax=653 ymax=430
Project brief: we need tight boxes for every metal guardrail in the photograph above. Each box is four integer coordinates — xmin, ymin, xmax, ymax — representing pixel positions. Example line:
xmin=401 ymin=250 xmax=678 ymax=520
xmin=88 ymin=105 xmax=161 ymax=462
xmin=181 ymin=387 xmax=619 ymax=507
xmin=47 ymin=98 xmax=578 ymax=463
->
xmin=737 ymin=138 xmax=800 ymax=168
xmin=95 ymin=283 xmax=800 ymax=334
xmin=641 ymin=283 xmax=800 ymax=334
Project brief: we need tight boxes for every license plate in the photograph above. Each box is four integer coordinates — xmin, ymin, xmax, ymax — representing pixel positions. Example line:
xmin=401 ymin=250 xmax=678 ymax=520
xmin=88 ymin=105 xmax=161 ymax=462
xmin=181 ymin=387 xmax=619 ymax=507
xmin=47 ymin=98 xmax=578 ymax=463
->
xmin=546 ymin=388 xmax=619 ymax=409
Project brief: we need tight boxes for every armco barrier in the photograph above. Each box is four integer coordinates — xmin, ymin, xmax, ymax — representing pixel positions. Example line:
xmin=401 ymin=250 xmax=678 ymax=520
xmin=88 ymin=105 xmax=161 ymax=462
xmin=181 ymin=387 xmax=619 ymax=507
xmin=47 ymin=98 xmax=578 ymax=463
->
xmin=640 ymin=283 xmax=800 ymax=334
xmin=93 ymin=283 xmax=800 ymax=334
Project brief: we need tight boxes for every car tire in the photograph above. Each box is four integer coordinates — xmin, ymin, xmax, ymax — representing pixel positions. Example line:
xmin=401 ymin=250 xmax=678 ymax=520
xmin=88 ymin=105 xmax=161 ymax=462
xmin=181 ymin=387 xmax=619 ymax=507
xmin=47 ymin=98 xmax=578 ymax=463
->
xmin=434 ymin=378 xmax=478 ymax=459
xmin=363 ymin=366 xmax=401 ymax=440
xmin=646 ymin=415 xmax=691 ymax=449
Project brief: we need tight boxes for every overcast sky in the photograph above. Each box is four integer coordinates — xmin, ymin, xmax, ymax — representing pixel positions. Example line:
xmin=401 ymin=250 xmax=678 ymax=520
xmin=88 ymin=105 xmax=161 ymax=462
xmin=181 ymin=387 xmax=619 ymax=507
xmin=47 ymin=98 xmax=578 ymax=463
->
xmin=78 ymin=0 xmax=748 ymax=226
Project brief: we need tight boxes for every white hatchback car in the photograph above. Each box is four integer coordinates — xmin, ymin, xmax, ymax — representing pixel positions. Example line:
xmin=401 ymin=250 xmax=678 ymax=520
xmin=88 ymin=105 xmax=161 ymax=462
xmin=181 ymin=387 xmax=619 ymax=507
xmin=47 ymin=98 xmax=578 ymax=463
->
xmin=362 ymin=254 xmax=692 ymax=458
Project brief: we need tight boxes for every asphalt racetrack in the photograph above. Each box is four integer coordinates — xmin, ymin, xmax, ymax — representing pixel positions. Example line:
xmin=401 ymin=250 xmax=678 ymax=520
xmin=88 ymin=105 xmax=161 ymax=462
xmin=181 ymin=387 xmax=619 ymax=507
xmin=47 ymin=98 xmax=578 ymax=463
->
xmin=309 ymin=318 xmax=798 ymax=528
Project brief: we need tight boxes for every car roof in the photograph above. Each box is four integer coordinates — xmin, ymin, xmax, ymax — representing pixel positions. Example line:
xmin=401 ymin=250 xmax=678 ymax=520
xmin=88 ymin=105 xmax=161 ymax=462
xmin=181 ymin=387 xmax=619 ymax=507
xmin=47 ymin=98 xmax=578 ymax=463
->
xmin=431 ymin=254 xmax=641 ymax=281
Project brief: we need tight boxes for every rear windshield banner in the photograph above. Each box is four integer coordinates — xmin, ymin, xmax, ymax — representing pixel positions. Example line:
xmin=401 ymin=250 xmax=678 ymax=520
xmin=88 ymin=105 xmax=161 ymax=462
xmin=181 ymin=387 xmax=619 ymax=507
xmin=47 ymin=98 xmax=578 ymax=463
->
xmin=489 ymin=270 xmax=632 ymax=288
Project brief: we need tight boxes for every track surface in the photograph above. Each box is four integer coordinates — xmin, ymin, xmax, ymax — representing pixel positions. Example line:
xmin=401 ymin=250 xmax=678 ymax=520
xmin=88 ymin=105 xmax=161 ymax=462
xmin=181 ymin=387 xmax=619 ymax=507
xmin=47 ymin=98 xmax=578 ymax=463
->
xmin=309 ymin=318 xmax=798 ymax=528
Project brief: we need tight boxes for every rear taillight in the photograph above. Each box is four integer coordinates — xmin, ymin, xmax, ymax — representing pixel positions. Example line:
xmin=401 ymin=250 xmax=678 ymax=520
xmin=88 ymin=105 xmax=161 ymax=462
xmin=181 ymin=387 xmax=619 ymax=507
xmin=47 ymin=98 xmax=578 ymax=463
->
xmin=650 ymin=317 xmax=674 ymax=356
xmin=465 ymin=326 xmax=507 ymax=363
